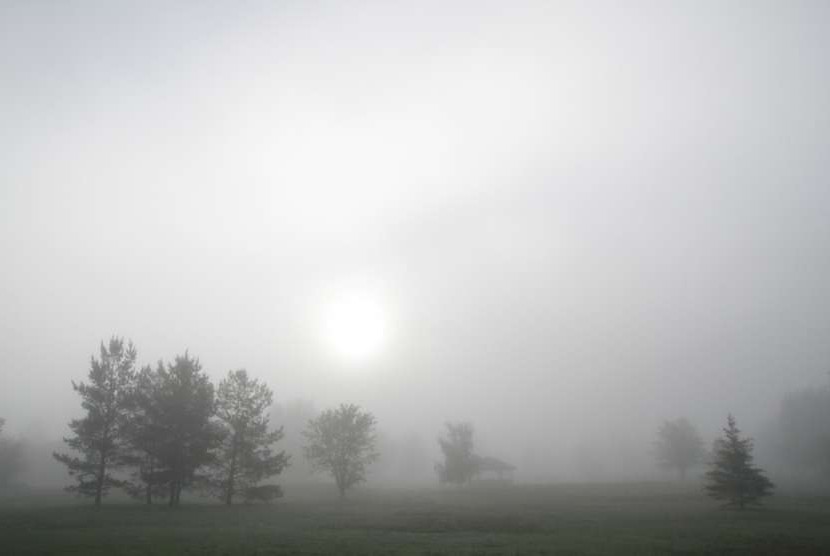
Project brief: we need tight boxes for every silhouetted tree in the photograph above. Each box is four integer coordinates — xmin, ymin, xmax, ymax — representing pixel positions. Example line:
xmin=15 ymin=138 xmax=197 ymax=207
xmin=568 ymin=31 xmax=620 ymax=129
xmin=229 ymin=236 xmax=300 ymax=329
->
xmin=0 ymin=418 xmax=25 ymax=489
xmin=705 ymin=414 xmax=774 ymax=509
xmin=208 ymin=370 xmax=289 ymax=505
xmin=150 ymin=353 xmax=221 ymax=506
xmin=303 ymin=403 xmax=378 ymax=497
xmin=435 ymin=422 xmax=478 ymax=485
xmin=654 ymin=417 xmax=706 ymax=480
xmin=53 ymin=338 xmax=137 ymax=505
xmin=122 ymin=364 xmax=169 ymax=504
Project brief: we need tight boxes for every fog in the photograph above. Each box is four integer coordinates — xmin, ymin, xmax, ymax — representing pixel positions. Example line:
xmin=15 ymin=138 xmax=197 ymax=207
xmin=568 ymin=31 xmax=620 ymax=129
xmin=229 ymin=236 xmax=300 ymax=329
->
xmin=2 ymin=1 xmax=829 ymax=489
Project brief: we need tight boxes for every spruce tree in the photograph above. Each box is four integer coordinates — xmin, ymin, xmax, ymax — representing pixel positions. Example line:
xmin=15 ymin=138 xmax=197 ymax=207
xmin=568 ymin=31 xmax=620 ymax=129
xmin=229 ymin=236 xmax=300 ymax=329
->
xmin=705 ymin=414 xmax=774 ymax=509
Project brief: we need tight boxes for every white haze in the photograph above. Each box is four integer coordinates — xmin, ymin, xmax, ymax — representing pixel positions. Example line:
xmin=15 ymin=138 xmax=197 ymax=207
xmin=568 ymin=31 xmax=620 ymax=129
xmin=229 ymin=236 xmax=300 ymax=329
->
xmin=1 ymin=1 xmax=829 ymax=483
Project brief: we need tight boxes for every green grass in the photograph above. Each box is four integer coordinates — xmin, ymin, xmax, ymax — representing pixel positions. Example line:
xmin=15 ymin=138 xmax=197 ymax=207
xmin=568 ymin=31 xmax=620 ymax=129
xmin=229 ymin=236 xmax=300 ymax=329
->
xmin=2 ymin=482 xmax=830 ymax=554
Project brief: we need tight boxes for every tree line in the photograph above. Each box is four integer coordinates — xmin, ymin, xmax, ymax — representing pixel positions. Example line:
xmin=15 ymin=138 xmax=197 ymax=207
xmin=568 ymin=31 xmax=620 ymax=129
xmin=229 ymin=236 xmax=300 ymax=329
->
xmin=50 ymin=337 xmax=377 ymax=506
xmin=6 ymin=335 xmax=826 ymax=511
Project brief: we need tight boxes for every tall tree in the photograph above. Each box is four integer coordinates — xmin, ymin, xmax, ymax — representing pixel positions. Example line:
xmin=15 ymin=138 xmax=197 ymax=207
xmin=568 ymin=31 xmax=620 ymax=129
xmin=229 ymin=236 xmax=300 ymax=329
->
xmin=53 ymin=337 xmax=137 ymax=505
xmin=122 ymin=364 xmax=169 ymax=504
xmin=209 ymin=369 xmax=289 ymax=505
xmin=435 ymin=422 xmax=478 ymax=485
xmin=705 ymin=414 xmax=774 ymax=509
xmin=303 ymin=403 xmax=378 ymax=497
xmin=151 ymin=353 xmax=220 ymax=506
xmin=654 ymin=417 xmax=706 ymax=480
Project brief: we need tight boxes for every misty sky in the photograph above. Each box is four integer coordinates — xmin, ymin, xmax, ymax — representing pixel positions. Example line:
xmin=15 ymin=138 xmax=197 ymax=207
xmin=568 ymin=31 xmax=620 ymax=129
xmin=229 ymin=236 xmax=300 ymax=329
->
xmin=2 ymin=1 xmax=829 ymax=479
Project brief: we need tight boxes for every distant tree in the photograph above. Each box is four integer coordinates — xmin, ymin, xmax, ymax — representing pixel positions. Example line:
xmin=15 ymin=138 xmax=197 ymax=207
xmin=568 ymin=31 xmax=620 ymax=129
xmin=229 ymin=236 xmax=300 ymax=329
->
xmin=654 ymin=417 xmax=706 ymax=480
xmin=0 ymin=418 xmax=25 ymax=489
xmin=208 ymin=370 xmax=289 ymax=505
xmin=271 ymin=399 xmax=317 ymax=481
xmin=705 ymin=414 xmax=774 ymax=509
xmin=777 ymin=385 xmax=830 ymax=480
xmin=53 ymin=337 xmax=137 ymax=505
xmin=303 ymin=403 xmax=378 ymax=497
xmin=435 ymin=422 xmax=478 ymax=485
xmin=150 ymin=353 xmax=221 ymax=506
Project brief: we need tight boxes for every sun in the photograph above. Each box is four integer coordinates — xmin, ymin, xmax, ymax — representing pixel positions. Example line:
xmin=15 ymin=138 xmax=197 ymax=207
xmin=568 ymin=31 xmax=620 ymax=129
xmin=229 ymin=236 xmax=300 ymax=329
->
xmin=322 ymin=293 xmax=387 ymax=362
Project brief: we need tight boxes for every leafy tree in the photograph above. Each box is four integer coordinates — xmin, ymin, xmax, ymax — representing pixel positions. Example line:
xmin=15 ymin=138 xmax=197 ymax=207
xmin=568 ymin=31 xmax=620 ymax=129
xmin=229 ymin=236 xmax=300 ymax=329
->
xmin=208 ymin=370 xmax=289 ymax=505
xmin=0 ymin=418 xmax=25 ymax=489
xmin=53 ymin=337 xmax=137 ymax=505
xmin=435 ymin=422 xmax=478 ymax=485
xmin=654 ymin=417 xmax=706 ymax=480
xmin=303 ymin=403 xmax=378 ymax=497
xmin=705 ymin=414 xmax=774 ymax=509
xmin=150 ymin=353 xmax=221 ymax=506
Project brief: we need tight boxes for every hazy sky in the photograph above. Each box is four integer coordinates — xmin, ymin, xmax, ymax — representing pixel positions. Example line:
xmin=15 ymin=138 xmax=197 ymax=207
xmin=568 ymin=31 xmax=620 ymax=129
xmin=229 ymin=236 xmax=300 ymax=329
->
xmin=2 ymin=1 xmax=829 ymax=478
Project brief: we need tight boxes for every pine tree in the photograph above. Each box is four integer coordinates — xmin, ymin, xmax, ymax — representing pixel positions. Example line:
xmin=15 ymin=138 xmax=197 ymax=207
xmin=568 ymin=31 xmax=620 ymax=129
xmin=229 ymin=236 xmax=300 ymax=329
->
xmin=122 ymin=364 xmax=169 ymax=504
xmin=53 ymin=337 xmax=137 ymax=505
xmin=150 ymin=353 xmax=221 ymax=506
xmin=705 ymin=414 xmax=774 ymax=509
xmin=209 ymin=369 xmax=289 ymax=505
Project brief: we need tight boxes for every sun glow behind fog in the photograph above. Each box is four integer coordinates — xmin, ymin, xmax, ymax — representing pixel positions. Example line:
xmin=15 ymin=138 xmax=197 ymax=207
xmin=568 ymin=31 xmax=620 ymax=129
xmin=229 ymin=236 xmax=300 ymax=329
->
xmin=322 ymin=293 xmax=388 ymax=364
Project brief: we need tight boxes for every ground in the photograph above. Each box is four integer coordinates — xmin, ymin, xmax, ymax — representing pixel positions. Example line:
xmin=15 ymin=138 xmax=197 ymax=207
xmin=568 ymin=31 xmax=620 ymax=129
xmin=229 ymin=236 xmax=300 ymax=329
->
xmin=2 ymin=482 xmax=829 ymax=554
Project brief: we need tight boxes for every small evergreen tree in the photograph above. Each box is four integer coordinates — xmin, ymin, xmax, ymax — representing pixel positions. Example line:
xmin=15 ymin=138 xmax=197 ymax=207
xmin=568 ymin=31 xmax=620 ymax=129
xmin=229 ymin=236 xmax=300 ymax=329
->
xmin=209 ymin=369 xmax=289 ymax=505
xmin=303 ymin=403 xmax=378 ymax=497
xmin=435 ymin=422 xmax=478 ymax=485
xmin=53 ymin=337 xmax=137 ymax=505
xmin=654 ymin=417 xmax=706 ymax=480
xmin=705 ymin=414 xmax=774 ymax=509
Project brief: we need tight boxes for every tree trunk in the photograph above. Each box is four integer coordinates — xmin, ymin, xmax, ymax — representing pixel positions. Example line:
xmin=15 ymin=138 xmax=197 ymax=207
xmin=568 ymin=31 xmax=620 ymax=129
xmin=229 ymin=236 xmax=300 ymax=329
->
xmin=225 ymin=435 xmax=239 ymax=506
xmin=95 ymin=441 xmax=107 ymax=507
xmin=168 ymin=481 xmax=176 ymax=507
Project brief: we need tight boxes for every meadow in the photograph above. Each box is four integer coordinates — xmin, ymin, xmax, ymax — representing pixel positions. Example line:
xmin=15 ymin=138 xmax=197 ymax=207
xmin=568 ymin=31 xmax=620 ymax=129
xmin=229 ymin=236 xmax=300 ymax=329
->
xmin=2 ymin=482 xmax=830 ymax=555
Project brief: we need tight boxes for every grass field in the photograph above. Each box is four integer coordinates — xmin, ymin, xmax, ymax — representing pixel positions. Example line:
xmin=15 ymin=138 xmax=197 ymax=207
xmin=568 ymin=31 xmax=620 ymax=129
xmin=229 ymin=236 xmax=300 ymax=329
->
xmin=2 ymin=482 xmax=830 ymax=555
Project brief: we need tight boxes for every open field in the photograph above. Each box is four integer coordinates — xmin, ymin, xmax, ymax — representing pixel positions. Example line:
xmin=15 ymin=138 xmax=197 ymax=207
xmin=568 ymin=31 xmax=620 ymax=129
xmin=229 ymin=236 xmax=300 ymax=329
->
xmin=2 ymin=482 xmax=830 ymax=555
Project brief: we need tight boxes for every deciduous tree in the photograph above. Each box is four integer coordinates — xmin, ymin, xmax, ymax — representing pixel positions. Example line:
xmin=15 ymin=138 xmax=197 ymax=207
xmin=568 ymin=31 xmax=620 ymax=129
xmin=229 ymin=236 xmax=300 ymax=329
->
xmin=435 ymin=422 xmax=478 ymax=485
xmin=654 ymin=417 xmax=706 ymax=480
xmin=303 ymin=403 xmax=378 ymax=497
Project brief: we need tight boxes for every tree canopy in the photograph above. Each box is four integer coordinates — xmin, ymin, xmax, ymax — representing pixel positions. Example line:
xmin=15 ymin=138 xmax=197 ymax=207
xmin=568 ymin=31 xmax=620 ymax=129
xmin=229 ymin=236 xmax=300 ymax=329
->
xmin=53 ymin=337 xmax=137 ymax=505
xmin=303 ymin=403 xmax=378 ymax=497
xmin=208 ymin=369 xmax=289 ymax=505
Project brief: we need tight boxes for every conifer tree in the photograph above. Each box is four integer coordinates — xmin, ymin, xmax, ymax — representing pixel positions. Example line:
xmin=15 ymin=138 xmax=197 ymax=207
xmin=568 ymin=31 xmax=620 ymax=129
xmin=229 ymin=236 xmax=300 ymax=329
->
xmin=705 ymin=414 xmax=774 ymax=509
xmin=54 ymin=337 xmax=137 ymax=505
xmin=208 ymin=369 xmax=289 ymax=505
